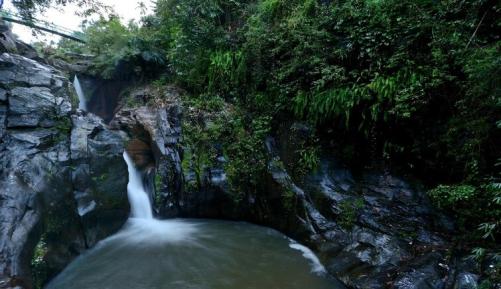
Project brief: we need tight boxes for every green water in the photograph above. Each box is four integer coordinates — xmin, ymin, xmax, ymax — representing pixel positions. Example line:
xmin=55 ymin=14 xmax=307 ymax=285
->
xmin=46 ymin=219 xmax=344 ymax=289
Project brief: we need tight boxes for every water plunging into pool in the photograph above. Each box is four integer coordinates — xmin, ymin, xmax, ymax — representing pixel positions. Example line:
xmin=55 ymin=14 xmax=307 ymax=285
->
xmin=46 ymin=152 xmax=344 ymax=289
xmin=123 ymin=152 xmax=153 ymax=219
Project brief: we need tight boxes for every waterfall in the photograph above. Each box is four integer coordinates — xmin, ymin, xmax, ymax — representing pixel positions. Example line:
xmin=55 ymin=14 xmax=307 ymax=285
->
xmin=123 ymin=152 xmax=153 ymax=219
xmin=73 ymin=75 xmax=87 ymax=111
xmin=48 ymin=153 xmax=337 ymax=289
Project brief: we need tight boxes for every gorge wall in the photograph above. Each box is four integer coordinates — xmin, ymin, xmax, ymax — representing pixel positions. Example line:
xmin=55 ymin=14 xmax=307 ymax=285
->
xmin=0 ymin=43 xmax=495 ymax=289
xmin=0 ymin=51 xmax=130 ymax=288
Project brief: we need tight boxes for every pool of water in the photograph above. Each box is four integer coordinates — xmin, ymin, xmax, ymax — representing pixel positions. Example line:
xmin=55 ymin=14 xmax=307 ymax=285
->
xmin=46 ymin=218 xmax=344 ymax=289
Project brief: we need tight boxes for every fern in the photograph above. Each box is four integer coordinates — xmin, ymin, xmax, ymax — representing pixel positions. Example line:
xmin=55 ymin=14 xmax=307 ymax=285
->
xmin=208 ymin=50 xmax=246 ymax=94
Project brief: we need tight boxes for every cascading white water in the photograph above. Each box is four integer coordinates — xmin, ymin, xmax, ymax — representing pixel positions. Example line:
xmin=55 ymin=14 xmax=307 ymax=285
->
xmin=123 ymin=151 xmax=153 ymax=219
xmin=73 ymin=75 xmax=87 ymax=111
xmin=47 ymin=152 xmax=340 ymax=289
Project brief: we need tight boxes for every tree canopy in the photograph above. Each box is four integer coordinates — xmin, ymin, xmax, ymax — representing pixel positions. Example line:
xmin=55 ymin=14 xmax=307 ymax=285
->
xmin=11 ymin=0 xmax=109 ymax=18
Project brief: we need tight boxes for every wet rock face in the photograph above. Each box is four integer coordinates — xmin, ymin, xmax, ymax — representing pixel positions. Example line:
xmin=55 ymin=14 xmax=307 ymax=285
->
xmin=262 ymin=123 xmax=486 ymax=289
xmin=0 ymin=52 xmax=131 ymax=289
xmin=111 ymin=104 xmax=183 ymax=217
xmin=0 ymin=53 xmax=75 ymax=289
xmin=261 ymin=125 xmax=450 ymax=289
xmin=164 ymin=118 xmax=482 ymax=289
xmin=70 ymin=113 xmax=129 ymax=247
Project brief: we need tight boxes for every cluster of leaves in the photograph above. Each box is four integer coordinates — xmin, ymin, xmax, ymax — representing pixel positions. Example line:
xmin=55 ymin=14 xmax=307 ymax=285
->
xmin=182 ymin=106 xmax=226 ymax=188
xmin=84 ymin=16 xmax=166 ymax=79
xmin=31 ymin=236 xmax=48 ymax=289
xmin=53 ymin=12 xmax=167 ymax=80
xmin=137 ymin=0 xmax=500 ymax=182
xmin=12 ymin=0 xmax=110 ymax=19
xmin=181 ymin=96 xmax=271 ymax=200
xmin=223 ymin=115 xmax=271 ymax=198
xmin=154 ymin=0 xmax=249 ymax=94
xmin=244 ymin=0 xmax=499 ymax=181
xmin=428 ymin=180 xmax=500 ymax=250
xmin=337 ymin=198 xmax=365 ymax=230
xmin=280 ymin=123 xmax=321 ymax=179
xmin=32 ymin=0 xmax=500 ymax=179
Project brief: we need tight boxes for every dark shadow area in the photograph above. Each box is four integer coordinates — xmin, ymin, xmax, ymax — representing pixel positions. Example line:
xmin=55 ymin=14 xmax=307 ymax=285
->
xmin=76 ymin=75 xmax=130 ymax=123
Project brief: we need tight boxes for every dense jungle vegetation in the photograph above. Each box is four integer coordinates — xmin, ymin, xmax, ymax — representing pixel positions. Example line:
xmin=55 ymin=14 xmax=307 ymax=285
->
xmin=23 ymin=0 xmax=500 ymax=257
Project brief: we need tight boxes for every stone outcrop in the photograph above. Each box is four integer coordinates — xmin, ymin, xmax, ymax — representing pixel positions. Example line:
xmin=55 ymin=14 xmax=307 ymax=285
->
xmin=0 ymin=22 xmax=19 ymax=56
xmin=0 ymin=53 xmax=130 ymax=289
xmin=168 ymin=118 xmax=487 ymax=289
xmin=0 ymin=53 xmax=74 ymax=289
xmin=70 ymin=112 xmax=129 ymax=248
xmin=0 ymin=21 xmax=38 ymax=60
xmin=110 ymin=100 xmax=183 ymax=216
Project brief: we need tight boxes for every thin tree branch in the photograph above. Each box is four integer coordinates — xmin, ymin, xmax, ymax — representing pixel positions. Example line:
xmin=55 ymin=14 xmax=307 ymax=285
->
xmin=465 ymin=11 xmax=488 ymax=50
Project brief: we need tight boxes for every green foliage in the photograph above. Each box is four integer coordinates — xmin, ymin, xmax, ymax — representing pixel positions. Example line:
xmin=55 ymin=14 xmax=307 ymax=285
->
xmin=45 ymin=116 xmax=72 ymax=145
xmin=478 ymin=181 xmax=501 ymax=240
xmin=477 ymin=258 xmax=501 ymax=289
xmin=428 ymin=182 xmax=501 ymax=240
xmin=145 ymin=0 xmax=500 ymax=214
xmin=58 ymin=0 xmax=499 ymax=184
xmin=12 ymin=0 xmax=108 ymax=19
xmin=443 ymin=42 xmax=501 ymax=180
xmin=54 ymin=117 xmax=71 ymax=134
xmin=82 ymin=16 xmax=166 ymax=79
xmin=182 ymin=120 xmax=220 ymax=188
xmin=281 ymin=187 xmax=297 ymax=212
xmin=181 ymin=94 xmax=232 ymax=189
xmin=428 ymin=185 xmax=477 ymax=210
xmin=155 ymin=174 xmax=162 ymax=191
xmin=293 ymin=69 xmax=423 ymax=128
xmin=181 ymin=92 xmax=271 ymax=201
xmin=208 ymin=50 xmax=246 ymax=96
xmin=54 ymin=14 xmax=166 ymax=80
xmin=224 ymin=115 xmax=271 ymax=197
xmin=338 ymin=198 xmax=365 ymax=230
xmin=31 ymin=236 xmax=48 ymax=289
xmin=91 ymin=173 xmax=108 ymax=183
xmin=479 ymin=280 xmax=493 ymax=289
xmin=57 ymin=0 xmax=497 ymax=184
xmin=154 ymin=174 xmax=162 ymax=205
xmin=154 ymin=0 xmax=249 ymax=92
xmin=297 ymin=146 xmax=319 ymax=175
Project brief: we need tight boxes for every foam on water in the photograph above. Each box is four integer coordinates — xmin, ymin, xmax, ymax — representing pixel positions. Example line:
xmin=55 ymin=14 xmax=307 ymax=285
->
xmin=289 ymin=242 xmax=327 ymax=274
xmin=105 ymin=218 xmax=199 ymax=246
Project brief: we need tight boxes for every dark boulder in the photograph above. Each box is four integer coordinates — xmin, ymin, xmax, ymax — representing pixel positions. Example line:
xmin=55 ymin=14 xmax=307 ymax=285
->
xmin=70 ymin=112 xmax=129 ymax=247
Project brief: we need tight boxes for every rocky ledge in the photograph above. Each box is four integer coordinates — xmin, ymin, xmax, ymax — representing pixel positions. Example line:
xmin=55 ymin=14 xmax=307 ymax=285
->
xmin=0 ymin=53 xmax=129 ymax=289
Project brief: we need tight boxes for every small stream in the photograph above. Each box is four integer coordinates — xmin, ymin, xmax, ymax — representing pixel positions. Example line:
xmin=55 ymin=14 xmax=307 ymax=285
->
xmin=46 ymin=153 xmax=343 ymax=289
